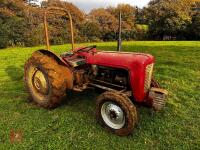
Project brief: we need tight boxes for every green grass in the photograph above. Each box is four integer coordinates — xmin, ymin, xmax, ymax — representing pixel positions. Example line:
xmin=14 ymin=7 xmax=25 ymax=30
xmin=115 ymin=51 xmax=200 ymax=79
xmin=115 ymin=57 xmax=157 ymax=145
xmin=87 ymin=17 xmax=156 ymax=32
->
xmin=0 ymin=41 xmax=200 ymax=149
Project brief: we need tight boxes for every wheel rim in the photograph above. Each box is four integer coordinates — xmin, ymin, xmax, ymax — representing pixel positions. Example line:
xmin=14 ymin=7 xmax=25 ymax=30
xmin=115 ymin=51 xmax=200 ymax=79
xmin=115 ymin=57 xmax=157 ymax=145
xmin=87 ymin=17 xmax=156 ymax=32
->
xmin=32 ymin=68 xmax=49 ymax=96
xmin=101 ymin=102 xmax=125 ymax=129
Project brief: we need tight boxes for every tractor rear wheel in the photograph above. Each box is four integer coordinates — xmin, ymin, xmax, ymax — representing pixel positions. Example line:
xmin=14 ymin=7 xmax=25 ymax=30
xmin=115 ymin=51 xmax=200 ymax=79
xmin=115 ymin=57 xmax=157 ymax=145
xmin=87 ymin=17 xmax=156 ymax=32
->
xmin=96 ymin=91 xmax=138 ymax=136
xmin=24 ymin=51 xmax=72 ymax=108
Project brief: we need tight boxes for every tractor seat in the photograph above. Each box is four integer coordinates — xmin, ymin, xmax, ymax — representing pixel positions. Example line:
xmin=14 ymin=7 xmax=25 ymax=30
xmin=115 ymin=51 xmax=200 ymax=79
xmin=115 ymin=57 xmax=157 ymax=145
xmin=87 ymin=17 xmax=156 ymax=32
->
xmin=64 ymin=57 xmax=86 ymax=67
xmin=60 ymin=52 xmax=74 ymax=57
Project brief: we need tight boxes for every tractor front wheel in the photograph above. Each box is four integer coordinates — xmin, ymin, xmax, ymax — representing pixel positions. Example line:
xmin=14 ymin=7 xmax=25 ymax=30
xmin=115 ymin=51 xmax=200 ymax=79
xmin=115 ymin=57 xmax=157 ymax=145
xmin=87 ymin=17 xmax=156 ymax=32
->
xmin=24 ymin=51 xmax=72 ymax=108
xmin=96 ymin=91 xmax=138 ymax=136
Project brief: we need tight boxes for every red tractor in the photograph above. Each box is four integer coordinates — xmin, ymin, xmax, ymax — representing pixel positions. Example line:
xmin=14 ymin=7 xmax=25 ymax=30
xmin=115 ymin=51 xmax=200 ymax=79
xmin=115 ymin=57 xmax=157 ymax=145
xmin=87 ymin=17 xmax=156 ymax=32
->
xmin=24 ymin=7 xmax=168 ymax=136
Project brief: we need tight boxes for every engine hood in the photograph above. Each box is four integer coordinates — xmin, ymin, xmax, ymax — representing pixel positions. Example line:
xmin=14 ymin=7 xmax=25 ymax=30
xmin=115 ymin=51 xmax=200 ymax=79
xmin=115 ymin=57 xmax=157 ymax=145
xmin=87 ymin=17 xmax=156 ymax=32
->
xmin=62 ymin=50 xmax=155 ymax=102
xmin=82 ymin=51 xmax=154 ymax=69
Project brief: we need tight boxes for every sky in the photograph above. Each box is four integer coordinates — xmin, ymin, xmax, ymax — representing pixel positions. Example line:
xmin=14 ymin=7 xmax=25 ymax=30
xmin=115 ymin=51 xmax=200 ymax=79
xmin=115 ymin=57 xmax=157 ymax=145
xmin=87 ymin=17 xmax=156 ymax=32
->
xmin=39 ymin=0 xmax=151 ymax=13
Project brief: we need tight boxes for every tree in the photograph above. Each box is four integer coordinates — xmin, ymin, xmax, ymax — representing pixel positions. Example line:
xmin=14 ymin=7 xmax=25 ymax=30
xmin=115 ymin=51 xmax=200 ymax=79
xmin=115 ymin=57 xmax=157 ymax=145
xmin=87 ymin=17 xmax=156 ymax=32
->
xmin=0 ymin=0 xmax=29 ymax=48
xmin=26 ymin=0 xmax=40 ymax=6
xmin=79 ymin=21 xmax=101 ymax=42
xmin=43 ymin=0 xmax=85 ymax=24
xmin=188 ymin=2 xmax=200 ymax=40
xmin=107 ymin=4 xmax=136 ymax=30
xmin=89 ymin=8 xmax=118 ymax=33
xmin=89 ymin=8 xmax=118 ymax=40
xmin=0 ymin=20 xmax=9 ymax=48
xmin=40 ymin=0 xmax=85 ymax=44
xmin=146 ymin=0 xmax=193 ymax=39
xmin=135 ymin=7 xmax=148 ymax=24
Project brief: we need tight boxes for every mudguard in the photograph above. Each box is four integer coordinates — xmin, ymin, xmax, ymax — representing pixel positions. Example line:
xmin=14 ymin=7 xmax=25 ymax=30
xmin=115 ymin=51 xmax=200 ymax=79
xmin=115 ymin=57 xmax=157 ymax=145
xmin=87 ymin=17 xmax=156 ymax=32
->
xmin=32 ymin=49 xmax=74 ymax=89
xmin=36 ymin=49 xmax=69 ymax=66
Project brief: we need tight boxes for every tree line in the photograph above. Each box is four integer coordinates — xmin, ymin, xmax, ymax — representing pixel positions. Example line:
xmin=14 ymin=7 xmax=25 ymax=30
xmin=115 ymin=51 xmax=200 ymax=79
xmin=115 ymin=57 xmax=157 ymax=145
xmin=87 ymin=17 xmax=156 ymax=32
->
xmin=0 ymin=0 xmax=200 ymax=49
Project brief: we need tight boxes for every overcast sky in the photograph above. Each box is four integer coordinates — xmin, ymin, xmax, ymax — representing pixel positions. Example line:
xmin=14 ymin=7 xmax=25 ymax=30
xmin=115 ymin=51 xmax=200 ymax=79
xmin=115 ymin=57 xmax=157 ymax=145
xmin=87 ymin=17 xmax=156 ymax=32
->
xmin=40 ymin=0 xmax=151 ymax=13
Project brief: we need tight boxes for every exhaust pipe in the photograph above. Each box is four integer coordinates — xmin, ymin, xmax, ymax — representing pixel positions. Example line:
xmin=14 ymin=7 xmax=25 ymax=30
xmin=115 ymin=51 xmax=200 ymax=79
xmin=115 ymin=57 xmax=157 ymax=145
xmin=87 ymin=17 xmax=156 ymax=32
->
xmin=117 ymin=11 xmax=122 ymax=52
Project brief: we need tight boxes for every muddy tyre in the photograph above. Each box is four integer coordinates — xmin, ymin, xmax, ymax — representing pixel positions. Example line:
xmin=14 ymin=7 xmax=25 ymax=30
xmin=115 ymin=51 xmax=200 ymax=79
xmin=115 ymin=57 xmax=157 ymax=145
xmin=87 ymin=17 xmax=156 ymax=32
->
xmin=24 ymin=51 xmax=72 ymax=108
xmin=96 ymin=91 xmax=138 ymax=136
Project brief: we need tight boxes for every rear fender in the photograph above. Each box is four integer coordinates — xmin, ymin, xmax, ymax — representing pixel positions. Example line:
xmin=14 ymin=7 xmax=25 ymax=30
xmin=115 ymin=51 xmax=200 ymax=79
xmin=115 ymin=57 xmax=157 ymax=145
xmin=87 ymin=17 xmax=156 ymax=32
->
xmin=33 ymin=50 xmax=74 ymax=89
xmin=37 ymin=49 xmax=69 ymax=66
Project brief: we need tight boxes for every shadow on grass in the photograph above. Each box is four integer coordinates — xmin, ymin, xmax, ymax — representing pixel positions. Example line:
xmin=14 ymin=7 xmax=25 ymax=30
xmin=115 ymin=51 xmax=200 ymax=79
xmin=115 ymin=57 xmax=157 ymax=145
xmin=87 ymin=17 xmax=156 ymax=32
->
xmin=62 ymin=88 xmax=154 ymax=119
xmin=62 ymin=89 xmax=98 ymax=107
xmin=5 ymin=65 xmax=23 ymax=81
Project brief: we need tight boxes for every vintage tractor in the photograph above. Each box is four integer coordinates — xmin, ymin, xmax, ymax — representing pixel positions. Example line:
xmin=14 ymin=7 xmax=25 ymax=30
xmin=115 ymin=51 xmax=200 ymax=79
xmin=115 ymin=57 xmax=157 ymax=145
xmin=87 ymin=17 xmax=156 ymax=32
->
xmin=24 ymin=7 xmax=168 ymax=136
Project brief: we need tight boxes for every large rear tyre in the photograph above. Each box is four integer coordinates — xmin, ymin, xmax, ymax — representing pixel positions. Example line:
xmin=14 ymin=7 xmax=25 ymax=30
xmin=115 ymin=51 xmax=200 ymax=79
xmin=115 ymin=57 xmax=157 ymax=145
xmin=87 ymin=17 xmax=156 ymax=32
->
xmin=96 ymin=91 xmax=138 ymax=136
xmin=24 ymin=51 xmax=72 ymax=108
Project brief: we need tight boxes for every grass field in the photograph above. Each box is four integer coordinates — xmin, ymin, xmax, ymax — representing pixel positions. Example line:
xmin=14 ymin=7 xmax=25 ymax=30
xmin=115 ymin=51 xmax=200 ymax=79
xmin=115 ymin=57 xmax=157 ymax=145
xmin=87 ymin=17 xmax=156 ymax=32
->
xmin=0 ymin=41 xmax=199 ymax=149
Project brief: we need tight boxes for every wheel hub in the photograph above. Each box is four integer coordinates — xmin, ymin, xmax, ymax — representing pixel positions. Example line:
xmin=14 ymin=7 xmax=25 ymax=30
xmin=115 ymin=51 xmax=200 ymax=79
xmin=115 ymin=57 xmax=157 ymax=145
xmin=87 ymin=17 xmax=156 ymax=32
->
xmin=32 ymin=69 xmax=49 ymax=95
xmin=109 ymin=110 xmax=117 ymax=120
xmin=101 ymin=102 xmax=125 ymax=129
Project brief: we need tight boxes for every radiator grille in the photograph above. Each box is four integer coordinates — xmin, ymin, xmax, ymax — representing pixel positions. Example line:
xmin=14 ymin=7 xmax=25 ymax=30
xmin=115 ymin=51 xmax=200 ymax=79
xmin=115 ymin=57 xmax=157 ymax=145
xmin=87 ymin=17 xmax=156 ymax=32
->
xmin=144 ymin=64 xmax=154 ymax=92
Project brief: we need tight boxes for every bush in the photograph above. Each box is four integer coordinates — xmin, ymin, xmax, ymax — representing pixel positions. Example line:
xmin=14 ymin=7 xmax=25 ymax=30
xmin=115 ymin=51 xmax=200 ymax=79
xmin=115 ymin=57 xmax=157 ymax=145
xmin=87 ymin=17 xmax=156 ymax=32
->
xmin=79 ymin=21 xmax=101 ymax=42
xmin=0 ymin=22 xmax=9 ymax=49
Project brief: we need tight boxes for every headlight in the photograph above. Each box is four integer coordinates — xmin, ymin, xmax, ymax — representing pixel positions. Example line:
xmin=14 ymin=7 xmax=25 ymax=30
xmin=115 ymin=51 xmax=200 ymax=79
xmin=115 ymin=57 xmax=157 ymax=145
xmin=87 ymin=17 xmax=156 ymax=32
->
xmin=144 ymin=64 xmax=154 ymax=92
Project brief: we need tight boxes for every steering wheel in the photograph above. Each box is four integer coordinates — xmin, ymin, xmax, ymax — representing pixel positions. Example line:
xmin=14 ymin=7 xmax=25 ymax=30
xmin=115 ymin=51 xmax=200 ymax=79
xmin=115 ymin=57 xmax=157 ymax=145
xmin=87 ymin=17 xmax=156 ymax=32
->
xmin=75 ymin=45 xmax=97 ymax=53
